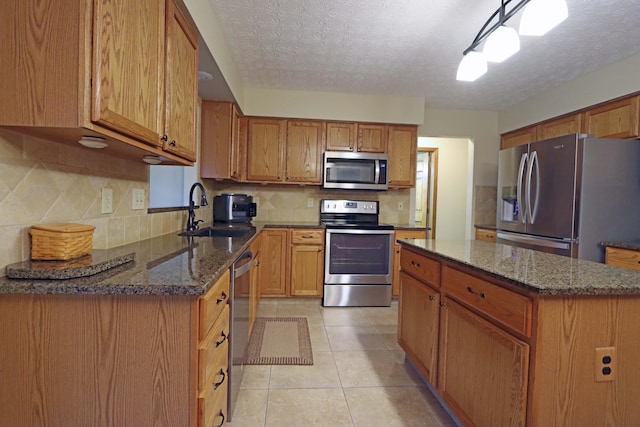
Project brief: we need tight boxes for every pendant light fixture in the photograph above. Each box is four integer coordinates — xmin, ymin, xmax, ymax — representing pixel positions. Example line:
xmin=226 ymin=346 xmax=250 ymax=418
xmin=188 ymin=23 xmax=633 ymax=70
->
xmin=456 ymin=0 xmax=568 ymax=82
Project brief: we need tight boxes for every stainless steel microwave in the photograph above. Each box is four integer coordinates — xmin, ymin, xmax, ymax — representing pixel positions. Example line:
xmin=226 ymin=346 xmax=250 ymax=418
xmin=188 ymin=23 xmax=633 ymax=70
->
xmin=323 ymin=151 xmax=388 ymax=190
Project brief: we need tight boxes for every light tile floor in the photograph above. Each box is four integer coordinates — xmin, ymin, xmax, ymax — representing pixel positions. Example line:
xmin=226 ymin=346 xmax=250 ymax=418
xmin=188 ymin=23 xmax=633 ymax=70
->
xmin=228 ymin=298 xmax=458 ymax=427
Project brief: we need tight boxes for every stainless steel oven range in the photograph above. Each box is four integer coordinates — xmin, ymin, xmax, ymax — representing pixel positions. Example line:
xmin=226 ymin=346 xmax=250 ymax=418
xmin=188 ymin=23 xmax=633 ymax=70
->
xmin=320 ymin=199 xmax=394 ymax=307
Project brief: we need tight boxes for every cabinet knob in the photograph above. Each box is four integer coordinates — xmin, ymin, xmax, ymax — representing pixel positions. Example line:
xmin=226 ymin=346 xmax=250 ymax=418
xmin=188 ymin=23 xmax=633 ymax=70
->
xmin=286 ymin=176 xmax=290 ymax=181
xmin=169 ymin=140 xmax=176 ymax=146
xmin=161 ymin=134 xmax=168 ymax=142
xmin=439 ymin=302 xmax=446 ymax=307
xmin=349 ymin=146 xmax=354 ymax=151
xmin=428 ymin=295 xmax=435 ymax=301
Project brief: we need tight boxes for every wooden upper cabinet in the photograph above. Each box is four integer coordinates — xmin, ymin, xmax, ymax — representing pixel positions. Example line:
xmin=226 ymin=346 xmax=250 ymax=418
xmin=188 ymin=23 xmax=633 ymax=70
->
xmin=246 ymin=118 xmax=286 ymax=182
xmin=387 ymin=125 xmax=417 ymax=188
xmin=285 ymin=121 xmax=325 ymax=183
xmin=538 ymin=113 xmax=583 ymax=140
xmin=358 ymin=124 xmax=388 ymax=153
xmin=200 ymin=101 xmax=244 ymax=180
xmin=585 ymin=95 xmax=640 ymax=138
xmin=326 ymin=122 xmax=357 ymax=151
xmin=501 ymin=126 xmax=538 ymax=149
xmin=92 ymin=0 xmax=165 ymax=147
xmin=161 ymin=0 xmax=198 ymax=161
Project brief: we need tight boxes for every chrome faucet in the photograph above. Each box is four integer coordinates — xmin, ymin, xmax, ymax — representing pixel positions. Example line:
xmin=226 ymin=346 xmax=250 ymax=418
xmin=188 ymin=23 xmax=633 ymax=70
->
xmin=187 ymin=182 xmax=208 ymax=231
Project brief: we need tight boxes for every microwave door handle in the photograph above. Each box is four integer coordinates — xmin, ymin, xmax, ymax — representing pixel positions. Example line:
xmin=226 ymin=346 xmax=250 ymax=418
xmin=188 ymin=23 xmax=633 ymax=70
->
xmin=517 ymin=153 xmax=528 ymax=224
xmin=374 ymin=160 xmax=380 ymax=184
xmin=528 ymin=151 xmax=540 ymax=223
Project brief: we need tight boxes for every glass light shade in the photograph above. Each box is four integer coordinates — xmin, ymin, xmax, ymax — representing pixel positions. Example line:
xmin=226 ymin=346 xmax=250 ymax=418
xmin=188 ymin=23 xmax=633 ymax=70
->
xmin=456 ymin=51 xmax=487 ymax=82
xmin=520 ymin=0 xmax=568 ymax=36
xmin=483 ymin=25 xmax=520 ymax=63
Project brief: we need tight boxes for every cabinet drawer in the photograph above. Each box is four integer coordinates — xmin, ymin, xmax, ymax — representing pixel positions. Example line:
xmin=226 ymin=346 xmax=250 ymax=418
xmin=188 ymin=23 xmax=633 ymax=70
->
xmin=200 ymin=269 xmax=230 ymax=340
xmin=395 ymin=229 xmax=426 ymax=240
xmin=475 ymin=228 xmax=496 ymax=242
xmin=400 ymin=249 xmax=440 ymax=287
xmin=291 ymin=229 xmax=324 ymax=244
xmin=605 ymin=247 xmax=640 ymax=271
xmin=199 ymin=371 xmax=228 ymax=427
xmin=442 ymin=266 xmax=532 ymax=337
xmin=199 ymin=304 xmax=229 ymax=391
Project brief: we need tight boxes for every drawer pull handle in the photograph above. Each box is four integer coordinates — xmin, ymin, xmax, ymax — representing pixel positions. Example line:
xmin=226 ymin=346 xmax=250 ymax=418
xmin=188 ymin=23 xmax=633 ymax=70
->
xmin=214 ymin=410 xmax=225 ymax=427
xmin=215 ymin=331 xmax=227 ymax=347
xmin=411 ymin=260 xmax=421 ymax=267
xmin=428 ymin=295 xmax=435 ymax=301
xmin=467 ymin=286 xmax=486 ymax=299
xmin=302 ymin=235 xmax=314 ymax=239
xmin=214 ymin=368 xmax=226 ymax=389
xmin=216 ymin=291 xmax=227 ymax=304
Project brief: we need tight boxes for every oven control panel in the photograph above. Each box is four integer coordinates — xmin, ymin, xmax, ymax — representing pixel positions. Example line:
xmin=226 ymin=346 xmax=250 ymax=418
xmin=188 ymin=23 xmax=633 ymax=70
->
xmin=321 ymin=199 xmax=379 ymax=214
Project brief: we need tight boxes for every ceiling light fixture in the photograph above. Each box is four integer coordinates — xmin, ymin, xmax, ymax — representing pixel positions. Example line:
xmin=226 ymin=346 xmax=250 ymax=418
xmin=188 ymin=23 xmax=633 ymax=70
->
xmin=78 ymin=136 xmax=108 ymax=149
xmin=142 ymin=155 xmax=162 ymax=165
xmin=456 ymin=0 xmax=568 ymax=82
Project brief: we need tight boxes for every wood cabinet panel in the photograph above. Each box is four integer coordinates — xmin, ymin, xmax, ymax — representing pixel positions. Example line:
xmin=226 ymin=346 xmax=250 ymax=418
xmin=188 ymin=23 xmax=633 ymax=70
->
xmin=357 ymin=123 xmax=388 ymax=153
xmin=285 ymin=120 xmax=325 ymax=183
xmin=439 ymin=297 xmax=529 ymax=427
xmin=393 ymin=230 xmax=428 ymax=297
xmin=198 ymin=304 xmax=229 ymax=391
xmin=474 ymin=227 xmax=496 ymax=242
xmin=604 ymin=246 xmax=640 ymax=271
xmin=200 ymin=101 xmax=233 ymax=179
xmin=199 ymin=269 xmax=230 ymax=340
xmin=326 ymin=122 xmax=357 ymax=151
xmin=291 ymin=229 xmax=324 ymax=244
xmin=538 ymin=113 xmax=583 ymax=140
xmin=161 ymin=0 xmax=198 ymax=161
xmin=388 ymin=125 xmax=417 ymax=188
xmin=259 ymin=229 xmax=289 ymax=296
xmin=585 ymin=95 xmax=640 ymax=138
xmin=246 ymin=119 xmax=286 ymax=182
xmin=290 ymin=244 xmax=324 ymax=297
xmin=500 ymin=126 xmax=538 ymax=149
xmin=442 ymin=266 xmax=532 ymax=337
xmin=92 ymin=0 xmax=165 ymax=146
xmin=398 ymin=272 xmax=440 ymax=385
xmin=400 ymin=248 xmax=441 ymax=288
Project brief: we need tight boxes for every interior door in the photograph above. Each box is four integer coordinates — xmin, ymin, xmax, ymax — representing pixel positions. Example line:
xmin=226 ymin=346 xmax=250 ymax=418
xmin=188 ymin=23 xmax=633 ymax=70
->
xmin=526 ymin=134 xmax=578 ymax=239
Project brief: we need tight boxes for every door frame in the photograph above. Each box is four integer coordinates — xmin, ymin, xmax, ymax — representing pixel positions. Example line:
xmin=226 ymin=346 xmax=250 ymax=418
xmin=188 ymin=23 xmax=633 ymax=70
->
xmin=416 ymin=147 xmax=438 ymax=239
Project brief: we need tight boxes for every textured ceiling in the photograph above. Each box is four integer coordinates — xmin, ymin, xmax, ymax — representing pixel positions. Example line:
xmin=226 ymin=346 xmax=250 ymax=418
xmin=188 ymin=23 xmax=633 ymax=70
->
xmin=205 ymin=0 xmax=640 ymax=111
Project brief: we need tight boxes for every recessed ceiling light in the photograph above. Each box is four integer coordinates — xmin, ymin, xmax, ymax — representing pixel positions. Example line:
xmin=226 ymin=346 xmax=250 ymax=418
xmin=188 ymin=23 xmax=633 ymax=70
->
xmin=142 ymin=155 xmax=162 ymax=165
xmin=78 ymin=136 xmax=108 ymax=149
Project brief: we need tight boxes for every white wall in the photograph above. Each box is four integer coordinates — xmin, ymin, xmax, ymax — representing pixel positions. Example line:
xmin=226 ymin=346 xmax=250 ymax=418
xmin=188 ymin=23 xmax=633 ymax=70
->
xmin=499 ymin=52 xmax=640 ymax=132
xmin=418 ymin=137 xmax=474 ymax=240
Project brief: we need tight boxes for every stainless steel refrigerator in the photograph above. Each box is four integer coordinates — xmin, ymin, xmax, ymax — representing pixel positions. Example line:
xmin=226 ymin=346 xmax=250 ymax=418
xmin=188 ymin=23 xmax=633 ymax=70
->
xmin=496 ymin=133 xmax=640 ymax=262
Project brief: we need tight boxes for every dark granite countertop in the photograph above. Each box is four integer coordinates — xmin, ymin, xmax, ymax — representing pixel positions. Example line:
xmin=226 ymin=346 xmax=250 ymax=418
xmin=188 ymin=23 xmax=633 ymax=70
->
xmin=600 ymin=241 xmax=640 ymax=251
xmin=399 ymin=239 xmax=640 ymax=296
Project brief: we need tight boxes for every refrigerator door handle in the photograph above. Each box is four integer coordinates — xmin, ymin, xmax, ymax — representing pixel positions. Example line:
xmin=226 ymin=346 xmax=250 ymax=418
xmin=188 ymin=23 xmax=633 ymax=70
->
xmin=527 ymin=150 xmax=540 ymax=224
xmin=517 ymin=153 xmax=528 ymax=224
xmin=497 ymin=232 xmax=571 ymax=250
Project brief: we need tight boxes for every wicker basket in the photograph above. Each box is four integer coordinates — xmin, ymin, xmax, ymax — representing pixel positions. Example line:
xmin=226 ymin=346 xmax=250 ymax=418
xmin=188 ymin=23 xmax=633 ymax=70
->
xmin=30 ymin=223 xmax=95 ymax=261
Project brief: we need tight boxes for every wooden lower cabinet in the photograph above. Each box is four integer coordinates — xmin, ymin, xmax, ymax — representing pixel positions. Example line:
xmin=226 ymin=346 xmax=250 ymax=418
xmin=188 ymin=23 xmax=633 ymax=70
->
xmin=0 ymin=269 xmax=231 ymax=426
xmin=398 ymin=272 xmax=439 ymax=385
xmin=258 ymin=228 xmax=289 ymax=296
xmin=249 ymin=232 xmax=263 ymax=335
xmin=604 ymin=246 xmax=640 ymax=271
xmin=392 ymin=229 xmax=428 ymax=297
xmin=289 ymin=229 xmax=324 ymax=297
xmin=399 ymin=246 xmax=640 ymax=426
xmin=438 ymin=297 xmax=529 ymax=427
xmin=474 ymin=227 xmax=496 ymax=242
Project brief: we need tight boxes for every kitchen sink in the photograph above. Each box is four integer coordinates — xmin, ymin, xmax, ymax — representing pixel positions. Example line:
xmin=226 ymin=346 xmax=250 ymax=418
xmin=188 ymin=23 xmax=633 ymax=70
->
xmin=179 ymin=227 xmax=254 ymax=238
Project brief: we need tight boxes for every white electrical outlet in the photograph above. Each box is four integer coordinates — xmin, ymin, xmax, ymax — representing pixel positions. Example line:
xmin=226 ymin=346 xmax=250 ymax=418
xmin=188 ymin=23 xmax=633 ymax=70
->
xmin=307 ymin=198 xmax=314 ymax=208
xmin=132 ymin=188 xmax=145 ymax=210
xmin=101 ymin=188 xmax=113 ymax=214
xmin=398 ymin=201 xmax=404 ymax=211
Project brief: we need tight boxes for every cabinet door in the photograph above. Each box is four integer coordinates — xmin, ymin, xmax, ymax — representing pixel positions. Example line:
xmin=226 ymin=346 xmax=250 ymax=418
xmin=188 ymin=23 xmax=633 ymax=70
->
xmin=162 ymin=0 xmax=197 ymax=161
xmin=538 ymin=113 xmax=583 ymax=140
xmin=231 ymin=105 xmax=244 ymax=180
xmin=259 ymin=229 xmax=288 ymax=296
xmin=392 ymin=244 xmax=401 ymax=297
xmin=500 ymin=126 xmax=538 ymax=149
xmin=357 ymin=124 xmax=388 ymax=152
xmin=92 ymin=0 xmax=165 ymax=146
xmin=200 ymin=101 xmax=233 ymax=179
xmin=439 ymin=297 xmax=529 ymax=427
xmin=246 ymin=119 xmax=286 ymax=182
xmin=387 ymin=125 xmax=417 ymax=188
xmin=585 ymin=95 xmax=640 ymax=138
xmin=326 ymin=122 xmax=357 ymax=151
xmin=398 ymin=272 xmax=439 ymax=385
xmin=285 ymin=120 xmax=325 ymax=184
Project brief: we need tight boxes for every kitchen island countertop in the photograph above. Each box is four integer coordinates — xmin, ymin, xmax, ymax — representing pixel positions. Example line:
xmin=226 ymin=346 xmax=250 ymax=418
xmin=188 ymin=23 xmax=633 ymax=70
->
xmin=399 ymin=239 xmax=640 ymax=296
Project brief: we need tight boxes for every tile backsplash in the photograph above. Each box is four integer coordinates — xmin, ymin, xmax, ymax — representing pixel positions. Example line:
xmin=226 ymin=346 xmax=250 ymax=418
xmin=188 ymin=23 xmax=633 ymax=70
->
xmin=474 ymin=185 xmax=497 ymax=226
xmin=0 ymin=130 xmax=187 ymax=276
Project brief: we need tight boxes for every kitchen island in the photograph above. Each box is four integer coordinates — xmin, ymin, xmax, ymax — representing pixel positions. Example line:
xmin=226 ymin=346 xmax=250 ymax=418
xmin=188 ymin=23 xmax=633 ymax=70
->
xmin=397 ymin=239 xmax=640 ymax=427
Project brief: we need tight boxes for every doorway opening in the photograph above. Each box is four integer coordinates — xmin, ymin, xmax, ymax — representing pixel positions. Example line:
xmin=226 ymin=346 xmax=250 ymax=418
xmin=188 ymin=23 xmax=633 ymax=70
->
xmin=414 ymin=148 xmax=438 ymax=239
